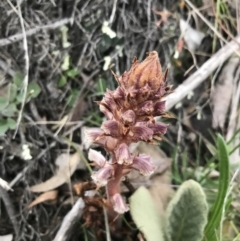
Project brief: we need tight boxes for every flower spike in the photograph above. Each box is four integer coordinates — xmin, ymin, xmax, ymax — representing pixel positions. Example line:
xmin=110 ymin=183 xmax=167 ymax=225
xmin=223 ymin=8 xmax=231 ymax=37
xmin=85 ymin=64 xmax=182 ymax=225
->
xmin=88 ymin=51 xmax=171 ymax=214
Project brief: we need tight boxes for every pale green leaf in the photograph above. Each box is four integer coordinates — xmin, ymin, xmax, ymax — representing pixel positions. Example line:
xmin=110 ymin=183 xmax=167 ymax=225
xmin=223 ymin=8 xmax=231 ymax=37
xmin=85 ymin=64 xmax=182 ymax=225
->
xmin=0 ymin=96 xmax=8 ymax=111
xmin=67 ymin=89 xmax=79 ymax=107
xmin=0 ymin=119 xmax=9 ymax=136
xmin=166 ymin=180 xmax=208 ymax=241
xmin=27 ymin=82 xmax=41 ymax=98
xmin=9 ymin=83 xmax=18 ymax=102
xmin=7 ymin=118 xmax=17 ymax=130
xmin=66 ymin=68 xmax=79 ymax=78
xmin=58 ymin=75 xmax=67 ymax=87
xmin=130 ymin=186 xmax=164 ymax=241
xmin=2 ymin=103 xmax=17 ymax=117
xmin=13 ymin=72 xmax=24 ymax=87
xmin=16 ymin=93 xmax=25 ymax=104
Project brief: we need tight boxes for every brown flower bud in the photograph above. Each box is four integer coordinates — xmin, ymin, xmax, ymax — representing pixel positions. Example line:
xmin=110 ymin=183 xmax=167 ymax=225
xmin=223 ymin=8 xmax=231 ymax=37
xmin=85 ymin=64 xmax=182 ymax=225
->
xmin=101 ymin=120 xmax=121 ymax=137
xmin=127 ymin=51 xmax=162 ymax=91
xmin=121 ymin=110 xmax=136 ymax=126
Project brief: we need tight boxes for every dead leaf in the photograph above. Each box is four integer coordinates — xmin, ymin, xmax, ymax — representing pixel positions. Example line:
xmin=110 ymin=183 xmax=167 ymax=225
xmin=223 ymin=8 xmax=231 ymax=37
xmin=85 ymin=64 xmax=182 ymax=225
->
xmin=129 ymin=142 xmax=174 ymax=214
xmin=136 ymin=142 xmax=172 ymax=175
xmin=55 ymin=153 xmax=70 ymax=169
xmin=28 ymin=190 xmax=58 ymax=208
xmin=222 ymin=220 xmax=236 ymax=240
xmin=55 ymin=152 xmax=86 ymax=170
xmin=149 ymin=168 xmax=174 ymax=214
xmin=68 ymin=99 xmax=88 ymax=122
xmin=123 ymin=142 xmax=172 ymax=191
xmin=137 ymin=144 xmax=174 ymax=213
xmin=73 ymin=182 xmax=97 ymax=196
xmin=0 ymin=178 xmax=13 ymax=191
xmin=0 ymin=234 xmax=13 ymax=241
xmin=180 ymin=19 xmax=205 ymax=51
xmin=179 ymin=0 xmax=185 ymax=9
xmin=202 ymin=0 xmax=214 ymax=16
xmin=30 ymin=152 xmax=81 ymax=192
xmin=62 ymin=196 xmax=80 ymax=205
xmin=227 ymin=0 xmax=239 ymax=9
xmin=152 ymin=8 xmax=172 ymax=27
xmin=211 ymin=57 xmax=238 ymax=129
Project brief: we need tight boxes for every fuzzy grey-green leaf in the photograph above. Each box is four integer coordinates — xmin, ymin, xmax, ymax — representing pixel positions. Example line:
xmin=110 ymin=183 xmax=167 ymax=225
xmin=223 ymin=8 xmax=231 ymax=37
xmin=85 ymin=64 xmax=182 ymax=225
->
xmin=166 ymin=179 xmax=208 ymax=241
xmin=130 ymin=186 xmax=164 ymax=241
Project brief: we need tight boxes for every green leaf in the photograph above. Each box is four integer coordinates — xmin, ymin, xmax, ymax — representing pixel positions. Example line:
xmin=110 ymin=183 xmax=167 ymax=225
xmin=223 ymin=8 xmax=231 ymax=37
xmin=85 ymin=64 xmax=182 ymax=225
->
xmin=9 ymin=83 xmax=18 ymax=102
xmin=27 ymin=82 xmax=41 ymax=98
xmin=2 ymin=103 xmax=17 ymax=117
xmin=66 ymin=68 xmax=79 ymax=78
xmin=13 ymin=72 xmax=24 ymax=87
xmin=0 ymin=119 xmax=9 ymax=136
xmin=0 ymin=96 xmax=9 ymax=111
xmin=130 ymin=186 xmax=164 ymax=241
xmin=166 ymin=180 xmax=208 ymax=241
xmin=97 ymin=78 xmax=107 ymax=94
xmin=7 ymin=118 xmax=16 ymax=130
xmin=58 ymin=75 xmax=67 ymax=87
xmin=16 ymin=93 xmax=25 ymax=104
xmin=61 ymin=54 xmax=70 ymax=71
xmin=67 ymin=89 xmax=79 ymax=107
xmin=204 ymin=134 xmax=230 ymax=241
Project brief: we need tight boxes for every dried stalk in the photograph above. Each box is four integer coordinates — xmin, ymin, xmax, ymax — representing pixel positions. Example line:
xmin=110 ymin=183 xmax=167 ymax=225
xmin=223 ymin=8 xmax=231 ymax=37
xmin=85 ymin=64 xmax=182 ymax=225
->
xmin=13 ymin=0 xmax=29 ymax=137
xmin=0 ymin=18 xmax=72 ymax=47
xmin=165 ymin=35 xmax=240 ymax=111
xmin=52 ymin=198 xmax=85 ymax=241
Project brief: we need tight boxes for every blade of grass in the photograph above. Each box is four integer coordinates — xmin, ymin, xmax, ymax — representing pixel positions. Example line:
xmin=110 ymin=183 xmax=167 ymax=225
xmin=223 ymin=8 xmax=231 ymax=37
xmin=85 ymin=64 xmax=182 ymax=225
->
xmin=204 ymin=134 xmax=230 ymax=241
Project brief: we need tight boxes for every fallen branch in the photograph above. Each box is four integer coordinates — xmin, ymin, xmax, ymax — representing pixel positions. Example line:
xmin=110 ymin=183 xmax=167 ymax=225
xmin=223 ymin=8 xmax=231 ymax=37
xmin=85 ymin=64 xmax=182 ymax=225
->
xmin=53 ymin=197 xmax=85 ymax=241
xmin=0 ymin=186 xmax=19 ymax=238
xmin=0 ymin=18 xmax=72 ymax=47
xmin=165 ymin=35 xmax=240 ymax=110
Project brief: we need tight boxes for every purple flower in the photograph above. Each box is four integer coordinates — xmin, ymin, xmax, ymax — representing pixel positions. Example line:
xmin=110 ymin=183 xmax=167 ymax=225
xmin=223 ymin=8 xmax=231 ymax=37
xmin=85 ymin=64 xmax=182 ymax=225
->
xmin=88 ymin=149 xmax=106 ymax=167
xmin=131 ymin=125 xmax=153 ymax=142
xmin=111 ymin=193 xmax=129 ymax=214
xmin=121 ymin=110 xmax=136 ymax=126
xmin=132 ymin=154 xmax=155 ymax=176
xmin=88 ymin=149 xmax=115 ymax=186
xmin=137 ymin=100 xmax=154 ymax=115
xmin=101 ymin=120 xmax=121 ymax=137
xmin=85 ymin=128 xmax=103 ymax=146
xmin=148 ymin=122 xmax=168 ymax=135
xmin=115 ymin=143 xmax=133 ymax=165
xmin=87 ymin=51 xmax=171 ymax=214
xmin=91 ymin=164 xmax=114 ymax=186
xmin=154 ymin=101 xmax=166 ymax=116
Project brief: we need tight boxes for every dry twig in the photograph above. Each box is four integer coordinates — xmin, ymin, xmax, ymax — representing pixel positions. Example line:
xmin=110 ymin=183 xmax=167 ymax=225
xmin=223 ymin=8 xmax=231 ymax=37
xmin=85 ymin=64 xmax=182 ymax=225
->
xmin=0 ymin=186 xmax=19 ymax=238
xmin=165 ymin=35 xmax=240 ymax=111
xmin=13 ymin=0 xmax=29 ymax=137
xmin=0 ymin=18 xmax=72 ymax=47
xmin=53 ymin=191 xmax=94 ymax=241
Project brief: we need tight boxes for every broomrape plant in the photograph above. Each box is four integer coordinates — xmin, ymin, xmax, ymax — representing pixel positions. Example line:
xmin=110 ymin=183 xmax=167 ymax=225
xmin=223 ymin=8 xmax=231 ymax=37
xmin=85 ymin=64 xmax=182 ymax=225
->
xmin=85 ymin=51 xmax=231 ymax=241
xmin=86 ymin=51 xmax=172 ymax=213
